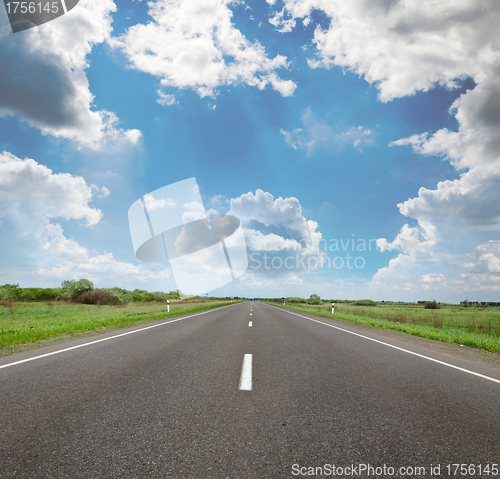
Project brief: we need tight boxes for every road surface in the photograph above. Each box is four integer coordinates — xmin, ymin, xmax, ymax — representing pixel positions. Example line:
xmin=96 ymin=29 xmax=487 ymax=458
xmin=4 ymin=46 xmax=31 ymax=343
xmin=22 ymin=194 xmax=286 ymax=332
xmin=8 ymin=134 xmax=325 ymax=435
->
xmin=1 ymin=301 xmax=499 ymax=478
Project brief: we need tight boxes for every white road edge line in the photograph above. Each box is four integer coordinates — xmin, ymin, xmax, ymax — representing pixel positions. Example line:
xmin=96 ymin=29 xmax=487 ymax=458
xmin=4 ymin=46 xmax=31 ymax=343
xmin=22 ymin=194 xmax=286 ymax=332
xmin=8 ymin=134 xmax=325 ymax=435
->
xmin=249 ymin=321 xmax=252 ymax=327
xmin=271 ymin=305 xmax=500 ymax=385
xmin=239 ymin=353 xmax=252 ymax=390
xmin=0 ymin=303 xmax=238 ymax=370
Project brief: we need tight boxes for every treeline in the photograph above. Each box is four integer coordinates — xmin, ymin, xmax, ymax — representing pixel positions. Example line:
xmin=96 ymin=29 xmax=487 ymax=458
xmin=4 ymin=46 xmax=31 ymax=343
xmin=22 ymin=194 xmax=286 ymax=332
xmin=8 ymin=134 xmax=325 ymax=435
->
xmin=262 ymin=295 xmax=376 ymax=306
xmin=258 ymin=296 xmax=499 ymax=307
xmin=0 ymin=280 xmax=181 ymax=305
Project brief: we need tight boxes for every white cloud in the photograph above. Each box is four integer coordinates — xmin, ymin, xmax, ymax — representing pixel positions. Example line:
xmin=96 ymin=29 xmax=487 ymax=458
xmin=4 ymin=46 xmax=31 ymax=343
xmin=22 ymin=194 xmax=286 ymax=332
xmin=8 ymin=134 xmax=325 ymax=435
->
xmin=228 ymin=188 xmax=326 ymax=269
xmin=281 ymin=108 xmax=375 ymax=155
xmin=268 ymin=1 xmax=500 ymax=298
xmin=109 ymin=0 xmax=297 ymax=100
xmin=42 ymin=223 xmax=90 ymax=260
xmin=0 ymin=151 xmax=103 ymax=228
xmin=182 ymin=200 xmax=206 ymax=222
xmin=463 ymin=241 xmax=500 ymax=274
xmin=0 ymin=0 xmax=141 ymax=148
xmin=0 ymin=151 xmax=169 ymax=288
xmin=209 ymin=194 xmax=229 ymax=208
xmin=377 ymin=221 xmax=437 ymax=255
xmin=157 ymin=90 xmax=178 ymax=106
xmin=447 ymin=241 xmax=500 ymax=293
xmin=372 ymin=220 xmax=441 ymax=289
xmin=269 ymin=8 xmax=296 ymax=33
xmin=36 ymin=251 xmax=172 ymax=285
xmin=91 ymin=184 xmax=111 ymax=199
xmin=273 ymin=0 xmax=500 ymax=101
xmin=144 ymin=193 xmax=176 ymax=211
xmin=394 ymin=165 xmax=500 ymax=232
xmin=275 ymin=1 xmax=500 ymax=228
xmin=418 ymin=273 xmax=446 ymax=291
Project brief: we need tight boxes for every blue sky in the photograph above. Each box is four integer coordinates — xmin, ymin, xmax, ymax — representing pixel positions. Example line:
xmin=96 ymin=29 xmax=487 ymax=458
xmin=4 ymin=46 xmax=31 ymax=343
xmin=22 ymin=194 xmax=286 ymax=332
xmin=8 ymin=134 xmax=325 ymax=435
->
xmin=1 ymin=0 xmax=499 ymax=301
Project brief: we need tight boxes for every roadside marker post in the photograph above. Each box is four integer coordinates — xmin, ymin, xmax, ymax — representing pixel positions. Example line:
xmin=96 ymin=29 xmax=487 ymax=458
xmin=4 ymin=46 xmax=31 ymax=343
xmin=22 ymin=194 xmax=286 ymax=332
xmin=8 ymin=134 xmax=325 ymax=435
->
xmin=332 ymin=302 xmax=335 ymax=314
xmin=167 ymin=300 xmax=170 ymax=313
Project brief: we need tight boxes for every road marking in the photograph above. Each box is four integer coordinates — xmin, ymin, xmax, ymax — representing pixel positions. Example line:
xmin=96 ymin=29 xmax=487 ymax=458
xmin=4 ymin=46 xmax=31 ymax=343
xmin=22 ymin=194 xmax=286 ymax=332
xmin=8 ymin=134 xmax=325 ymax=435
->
xmin=249 ymin=321 xmax=252 ymax=327
xmin=250 ymin=313 xmax=252 ymax=316
xmin=239 ymin=354 xmax=252 ymax=390
xmin=60 ymin=0 xmax=68 ymax=13
xmin=272 ymin=306 xmax=500 ymax=385
xmin=0 ymin=303 xmax=238 ymax=371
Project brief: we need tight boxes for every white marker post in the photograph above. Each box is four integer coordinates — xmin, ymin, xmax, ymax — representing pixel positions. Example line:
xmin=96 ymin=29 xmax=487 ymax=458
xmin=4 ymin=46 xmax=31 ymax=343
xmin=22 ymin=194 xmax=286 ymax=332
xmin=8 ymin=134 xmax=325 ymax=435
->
xmin=332 ymin=302 xmax=335 ymax=314
xmin=167 ymin=299 xmax=170 ymax=313
xmin=283 ymin=300 xmax=285 ymax=307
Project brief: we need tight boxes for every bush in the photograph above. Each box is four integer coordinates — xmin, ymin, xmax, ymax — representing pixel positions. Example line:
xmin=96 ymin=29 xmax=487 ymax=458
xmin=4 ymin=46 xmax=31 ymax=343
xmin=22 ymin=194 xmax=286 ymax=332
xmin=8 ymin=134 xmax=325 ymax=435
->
xmin=61 ymin=279 xmax=94 ymax=298
xmin=308 ymin=294 xmax=321 ymax=305
xmin=0 ymin=284 xmax=22 ymax=300
xmin=74 ymin=289 xmax=122 ymax=306
xmin=0 ymin=283 xmax=180 ymax=305
xmin=286 ymin=297 xmax=307 ymax=304
xmin=353 ymin=299 xmax=377 ymax=306
xmin=424 ymin=300 xmax=441 ymax=310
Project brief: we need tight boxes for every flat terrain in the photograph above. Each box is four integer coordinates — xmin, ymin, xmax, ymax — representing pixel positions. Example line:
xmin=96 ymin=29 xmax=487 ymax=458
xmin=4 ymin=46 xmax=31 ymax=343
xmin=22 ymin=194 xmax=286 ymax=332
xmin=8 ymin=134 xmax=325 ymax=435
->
xmin=0 ymin=302 xmax=499 ymax=478
xmin=0 ymin=300 xmax=234 ymax=354
xmin=273 ymin=301 xmax=500 ymax=353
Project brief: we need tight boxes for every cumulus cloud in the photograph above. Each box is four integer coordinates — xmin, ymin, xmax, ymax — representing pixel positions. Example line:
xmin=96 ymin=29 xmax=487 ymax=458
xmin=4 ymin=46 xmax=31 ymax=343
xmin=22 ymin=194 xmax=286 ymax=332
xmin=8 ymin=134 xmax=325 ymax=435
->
xmin=0 ymin=0 xmax=141 ymax=147
xmin=0 ymin=151 xmax=103 ymax=228
xmin=394 ymin=166 xmax=500 ymax=232
xmin=463 ymin=241 xmax=500 ymax=274
xmin=268 ymin=1 xmax=500 ymax=297
xmin=448 ymin=241 xmax=500 ymax=293
xmin=272 ymin=0 xmax=500 ymax=101
xmin=182 ymin=200 xmax=206 ymax=223
xmin=0 ymin=151 xmax=169 ymax=287
xmin=377 ymin=221 xmax=437 ymax=255
xmin=36 ymin=251 xmax=172 ymax=285
xmin=281 ymin=107 xmax=376 ymax=155
xmin=110 ymin=0 xmax=297 ymax=101
xmin=372 ymin=220 xmax=441 ymax=290
xmin=227 ymin=189 xmax=326 ymax=271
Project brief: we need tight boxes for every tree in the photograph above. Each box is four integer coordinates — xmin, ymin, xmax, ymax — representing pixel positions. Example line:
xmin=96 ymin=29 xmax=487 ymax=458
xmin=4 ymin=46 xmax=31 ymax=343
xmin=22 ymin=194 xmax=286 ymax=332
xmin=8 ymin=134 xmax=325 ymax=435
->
xmin=4 ymin=283 xmax=21 ymax=300
xmin=61 ymin=279 xmax=94 ymax=296
xmin=462 ymin=299 xmax=470 ymax=307
xmin=308 ymin=293 xmax=321 ymax=305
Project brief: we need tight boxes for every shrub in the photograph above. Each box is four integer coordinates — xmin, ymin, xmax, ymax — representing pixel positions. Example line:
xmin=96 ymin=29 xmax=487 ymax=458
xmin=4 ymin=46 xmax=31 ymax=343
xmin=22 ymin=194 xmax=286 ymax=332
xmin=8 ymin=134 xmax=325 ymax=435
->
xmin=308 ymin=294 xmax=321 ymax=305
xmin=74 ymin=289 xmax=122 ymax=306
xmin=424 ymin=300 xmax=441 ymax=309
xmin=0 ymin=284 xmax=22 ymax=300
xmin=353 ymin=299 xmax=377 ymax=306
xmin=286 ymin=297 xmax=307 ymax=303
xmin=61 ymin=279 xmax=94 ymax=298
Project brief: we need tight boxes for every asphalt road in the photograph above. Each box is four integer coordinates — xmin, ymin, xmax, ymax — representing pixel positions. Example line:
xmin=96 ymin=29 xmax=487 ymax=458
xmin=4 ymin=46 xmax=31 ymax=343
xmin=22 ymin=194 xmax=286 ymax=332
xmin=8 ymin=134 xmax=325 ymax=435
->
xmin=0 ymin=301 xmax=499 ymax=478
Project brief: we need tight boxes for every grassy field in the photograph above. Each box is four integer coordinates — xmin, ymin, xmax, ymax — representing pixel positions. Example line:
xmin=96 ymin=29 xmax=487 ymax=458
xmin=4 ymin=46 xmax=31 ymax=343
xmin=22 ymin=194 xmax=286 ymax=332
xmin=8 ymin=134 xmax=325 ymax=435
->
xmin=266 ymin=301 xmax=500 ymax=353
xmin=0 ymin=300 xmax=238 ymax=355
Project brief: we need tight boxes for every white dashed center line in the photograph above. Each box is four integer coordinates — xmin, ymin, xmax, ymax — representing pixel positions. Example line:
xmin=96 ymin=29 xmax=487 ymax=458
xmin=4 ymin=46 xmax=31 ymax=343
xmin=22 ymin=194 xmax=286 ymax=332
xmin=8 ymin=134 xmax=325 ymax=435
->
xmin=249 ymin=321 xmax=252 ymax=327
xmin=239 ymin=354 xmax=252 ymax=390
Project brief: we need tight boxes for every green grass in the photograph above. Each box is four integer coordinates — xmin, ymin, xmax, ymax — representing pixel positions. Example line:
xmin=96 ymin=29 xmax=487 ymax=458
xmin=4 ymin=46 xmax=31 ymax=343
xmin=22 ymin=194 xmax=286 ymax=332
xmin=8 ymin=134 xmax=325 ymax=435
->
xmin=265 ymin=301 xmax=500 ymax=353
xmin=0 ymin=300 xmax=239 ymax=355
